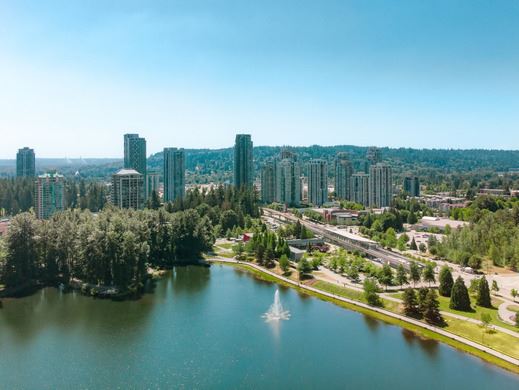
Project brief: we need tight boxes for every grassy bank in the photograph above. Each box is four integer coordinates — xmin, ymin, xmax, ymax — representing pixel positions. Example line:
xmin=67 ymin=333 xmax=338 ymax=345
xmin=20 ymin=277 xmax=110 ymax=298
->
xmin=312 ymin=280 xmax=401 ymax=313
xmin=389 ymin=291 xmax=519 ymax=333
xmin=214 ymin=260 xmax=519 ymax=376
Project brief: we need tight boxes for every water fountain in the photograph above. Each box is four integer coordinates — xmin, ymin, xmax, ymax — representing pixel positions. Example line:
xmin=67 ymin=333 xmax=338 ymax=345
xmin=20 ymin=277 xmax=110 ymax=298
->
xmin=263 ymin=289 xmax=290 ymax=322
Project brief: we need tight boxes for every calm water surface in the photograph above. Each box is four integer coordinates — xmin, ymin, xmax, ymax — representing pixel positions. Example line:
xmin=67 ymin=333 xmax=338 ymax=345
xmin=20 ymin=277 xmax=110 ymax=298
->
xmin=1 ymin=265 xmax=518 ymax=389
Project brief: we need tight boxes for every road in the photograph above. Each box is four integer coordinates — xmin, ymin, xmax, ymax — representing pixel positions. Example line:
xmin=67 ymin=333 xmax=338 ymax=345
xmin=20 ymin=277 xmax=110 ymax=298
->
xmin=263 ymin=208 xmax=519 ymax=303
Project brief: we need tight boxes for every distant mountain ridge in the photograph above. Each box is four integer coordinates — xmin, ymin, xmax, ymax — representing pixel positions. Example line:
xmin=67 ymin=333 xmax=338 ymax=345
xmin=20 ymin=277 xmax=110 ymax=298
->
xmin=2 ymin=147 xmax=519 ymax=183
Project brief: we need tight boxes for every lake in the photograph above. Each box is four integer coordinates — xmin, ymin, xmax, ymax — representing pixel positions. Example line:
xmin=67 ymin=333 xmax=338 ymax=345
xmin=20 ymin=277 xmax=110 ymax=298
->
xmin=1 ymin=264 xmax=518 ymax=389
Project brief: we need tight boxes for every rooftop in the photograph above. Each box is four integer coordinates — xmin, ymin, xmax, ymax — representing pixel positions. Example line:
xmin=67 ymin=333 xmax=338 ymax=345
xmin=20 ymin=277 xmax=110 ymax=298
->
xmin=38 ymin=172 xmax=64 ymax=178
xmin=326 ymin=226 xmax=376 ymax=244
xmin=113 ymin=169 xmax=142 ymax=176
xmin=417 ymin=217 xmax=466 ymax=229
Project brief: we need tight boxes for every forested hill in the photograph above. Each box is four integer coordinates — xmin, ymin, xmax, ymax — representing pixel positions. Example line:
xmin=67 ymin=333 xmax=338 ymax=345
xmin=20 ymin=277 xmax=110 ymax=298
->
xmin=148 ymin=146 xmax=519 ymax=172
xmin=145 ymin=146 xmax=519 ymax=184
xmin=2 ymin=147 xmax=519 ymax=188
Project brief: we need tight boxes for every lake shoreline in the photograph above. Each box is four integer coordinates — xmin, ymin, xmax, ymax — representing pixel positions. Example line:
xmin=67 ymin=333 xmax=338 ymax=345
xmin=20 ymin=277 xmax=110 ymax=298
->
xmin=211 ymin=259 xmax=519 ymax=376
xmin=0 ymin=261 xmax=211 ymax=302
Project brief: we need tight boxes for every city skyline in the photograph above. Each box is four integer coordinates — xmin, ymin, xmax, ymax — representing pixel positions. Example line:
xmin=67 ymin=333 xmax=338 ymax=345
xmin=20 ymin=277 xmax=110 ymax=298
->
xmin=1 ymin=1 xmax=519 ymax=158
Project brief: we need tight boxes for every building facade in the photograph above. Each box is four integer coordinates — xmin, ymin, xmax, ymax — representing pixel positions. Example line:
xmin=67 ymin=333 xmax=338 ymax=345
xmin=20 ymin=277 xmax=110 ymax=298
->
xmin=334 ymin=152 xmax=353 ymax=200
xmin=233 ymin=134 xmax=253 ymax=188
xmin=307 ymin=159 xmax=328 ymax=206
xmin=260 ymin=160 xmax=276 ymax=204
xmin=276 ymin=158 xmax=301 ymax=206
xmin=16 ymin=147 xmax=36 ymax=178
xmin=163 ymin=148 xmax=185 ymax=202
xmin=369 ymin=163 xmax=393 ymax=208
xmin=350 ymin=173 xmax=370 ymax=207
xmin=111 ymin=169 xmax=144 ymax=209
xmin=403 ymin=176 xmax=420 ymax=197
xmin=35 ymin=173 xmax=64 ymax=219
xmin=124 ymin=133 xmax=147 ymax=176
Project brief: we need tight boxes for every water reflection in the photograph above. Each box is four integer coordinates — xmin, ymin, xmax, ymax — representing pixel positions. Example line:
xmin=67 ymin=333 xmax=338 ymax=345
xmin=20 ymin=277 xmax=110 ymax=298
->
xmin=0 ymin=285 xmax=156 ymax=346
xmin=363 ymin=315 xmax=381 ymax=333
xmin=401 ymin=329 xmax=440 ymax=359
xmin=171 ymin=265 xmax=210 ymax=295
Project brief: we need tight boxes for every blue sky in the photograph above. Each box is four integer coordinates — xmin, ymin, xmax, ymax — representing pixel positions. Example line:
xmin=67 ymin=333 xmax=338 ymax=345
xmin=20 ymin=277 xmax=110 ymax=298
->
xmin=1 ymin=0 xmax=518 ymax=158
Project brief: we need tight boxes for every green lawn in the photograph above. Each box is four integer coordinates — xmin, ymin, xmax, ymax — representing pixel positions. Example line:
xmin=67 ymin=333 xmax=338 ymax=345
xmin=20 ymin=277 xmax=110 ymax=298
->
xmin=216 ymin=251 xmax=235 ymax=259
xmin=217 ymin=242 xmax=234 ymax=250
xmin=444 ymin=316 xmax=519 ymax=360
xmin=507 ymin=305 xmax=519 ymax=313
xmin=437 ymin=296 xmax=519 ymax=332
xmin=387 ymin=291 xmax=519 ymax=333
xmin=313 ymin=280 xmax=401 ymax=313
xmin=315 ymin=282 xmax=519 ymax=359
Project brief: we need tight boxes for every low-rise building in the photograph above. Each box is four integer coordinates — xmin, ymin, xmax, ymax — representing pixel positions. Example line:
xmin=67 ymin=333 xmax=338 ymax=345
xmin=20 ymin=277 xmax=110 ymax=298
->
xmin=413 ymin=216 xmax=467 ymax=231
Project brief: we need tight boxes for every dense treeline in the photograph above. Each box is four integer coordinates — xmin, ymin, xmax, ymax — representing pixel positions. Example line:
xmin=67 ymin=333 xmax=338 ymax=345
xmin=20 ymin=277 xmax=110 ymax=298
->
xmin=164 ymin=185 xmax=260 ymax=236
xmin=0 ymin=178 xmax=108 ymax=216
xmin=450 ymin=195 xmax=519 ymax=221
xmin=0 ymin=178 xmax=34 ymax=215
xmin=0 ymin=208 xmax=214 ymax=295
xmin=0 ymin=186 xmax=259 ymax=295
xmin=432 ymin=206 xmax=519 ymax=270
xmin=3 ymin=147 xmax=519 ymax=190
xmin=145 ymin=145 xmax=519 ymax=189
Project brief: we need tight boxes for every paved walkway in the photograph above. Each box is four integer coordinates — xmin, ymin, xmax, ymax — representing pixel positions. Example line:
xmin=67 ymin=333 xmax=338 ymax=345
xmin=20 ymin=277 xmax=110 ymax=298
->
xmin=499 ymin=301 xmax=517 ymax=325
xmin=315 ymin=266 xmax=519 ymax=339
xmin=208 ymin=257 xmax=519 ymax=367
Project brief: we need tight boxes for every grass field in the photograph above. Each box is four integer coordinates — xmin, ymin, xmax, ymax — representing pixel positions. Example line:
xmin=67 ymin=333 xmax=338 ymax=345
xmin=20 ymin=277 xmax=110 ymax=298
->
xmin=313 ymin=280 xmax=401 ymax=313
xmin=217 ymin=242 xmax=234 ymax=250
xmin=444 ymin=316 xmax=519 ymax=360
xmin=389 ymin=291 xmax=519 ymax=332
xmin=507 ymin=305 xmax=519 ymax=313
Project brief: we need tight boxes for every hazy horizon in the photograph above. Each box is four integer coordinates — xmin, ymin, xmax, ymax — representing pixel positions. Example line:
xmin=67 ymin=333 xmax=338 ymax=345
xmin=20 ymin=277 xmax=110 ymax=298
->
xmin=1 ymin=0 xmax=519 ymax=158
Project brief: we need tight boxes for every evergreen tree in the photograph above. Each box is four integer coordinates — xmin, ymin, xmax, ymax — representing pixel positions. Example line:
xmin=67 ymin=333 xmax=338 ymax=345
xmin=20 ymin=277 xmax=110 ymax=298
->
xmin=2 ymin=213 xmax=39 ymax=288
xmin=402 ymin=287 xmax=419 ymax=317
xmin=423 ymin=289 xmax=443 ymax=325
xmin=410 ymin=238 xmax=418 ymax=250
xmin=297 ymin=257 xmax=312 ymax=279
xmin=279 ymin=255 xmax=290 ymax=274
xmin=438 ymin=265 xmax=454 ymax=297
xmin=450 ymin=276 xmax=472 ymax=311
xmin=417 ymin=287 xmax=429 ymax=314
xmin=255 ymin=243 xmax=265 ymax=265
xmin=407 ymin=212 xmax=418 ymax=225
xmin=147 ymin=190 xmax=161 ymax=210
xmin=476 ymin=276 xmax=492 ymax=308
xmin=294 ymin=220 xmax=302 ymax=239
